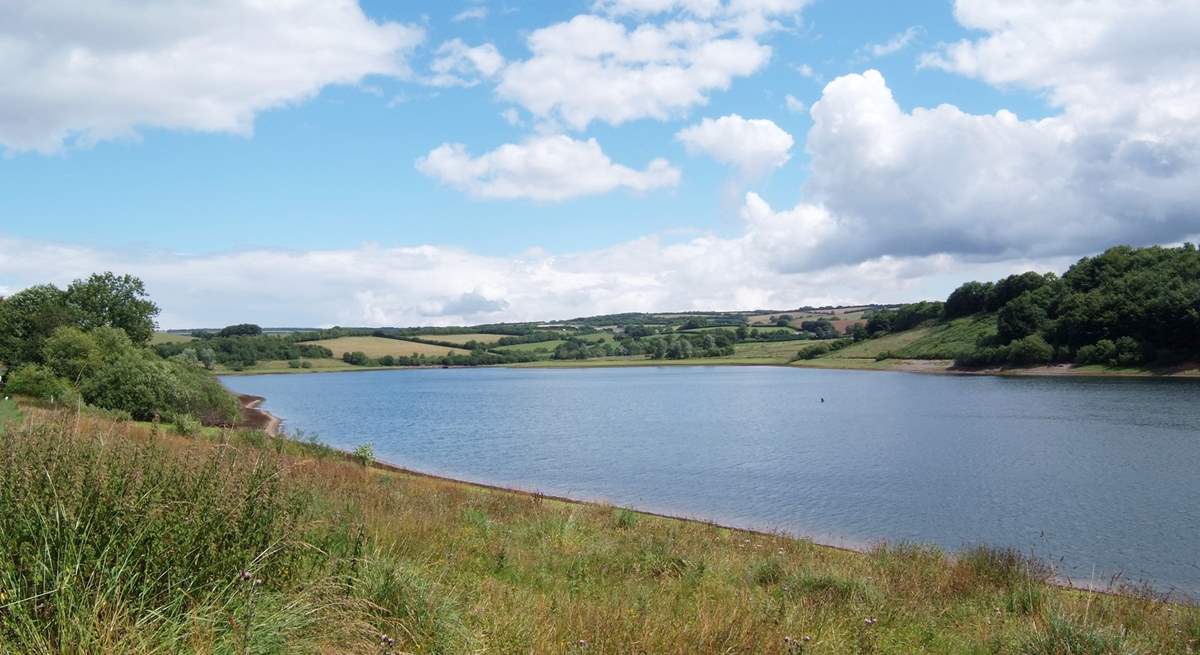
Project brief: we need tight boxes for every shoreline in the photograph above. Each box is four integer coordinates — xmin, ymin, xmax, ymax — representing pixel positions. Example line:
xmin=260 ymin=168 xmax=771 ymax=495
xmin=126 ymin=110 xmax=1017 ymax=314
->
xmin=240 ymin=389 xmax=1189 ymax=602
xmin=220 ymin=356 xmax=1200 ymax=380
xmin=322 ymin=435 xmax=1176 ymax=602
xmin=236 ymin=394 xmax=281 ymax=436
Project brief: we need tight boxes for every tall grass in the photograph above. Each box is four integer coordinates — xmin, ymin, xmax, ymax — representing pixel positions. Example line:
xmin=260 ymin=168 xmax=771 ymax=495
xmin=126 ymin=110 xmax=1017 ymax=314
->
xmin=1 ymin=404 xmax=1197 ymax=653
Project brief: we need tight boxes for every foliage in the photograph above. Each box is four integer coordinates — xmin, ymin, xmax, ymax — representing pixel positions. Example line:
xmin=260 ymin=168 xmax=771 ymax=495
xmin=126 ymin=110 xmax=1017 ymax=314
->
xmin=0 ymin=414 xmax=361 ymax=651
xmin=943 ymin=281 xmax=992 ymax=319
xmin=353 ymin=443 xmax=375 ymax=466
xmin=218 ymin=323 xmax=263 ymax=337
xmin=867 ymin=302 xmax=943 ymax=335
xmin=64 ymin=272 xmax=160 ymax=344
xmin=951 ymin=244 xmax=1200 ymax=367
xmin=0 ymin=284 xmax=77 ymax=367
xmin=4 ymin=364 xmax=77 ymax=404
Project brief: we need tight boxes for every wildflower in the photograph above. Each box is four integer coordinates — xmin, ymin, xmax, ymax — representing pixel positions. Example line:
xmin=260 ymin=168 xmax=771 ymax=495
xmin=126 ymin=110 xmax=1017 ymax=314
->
xmin=864 ymin=617 xmax=877 ymax=626
xmin=239 ymin=570 xmax=252 ymax=582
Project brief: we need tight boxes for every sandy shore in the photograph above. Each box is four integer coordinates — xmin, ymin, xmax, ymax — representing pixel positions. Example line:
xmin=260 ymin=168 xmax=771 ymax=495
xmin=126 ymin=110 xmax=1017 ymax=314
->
xmin=236 ymin=394 xmax=280 ymax=436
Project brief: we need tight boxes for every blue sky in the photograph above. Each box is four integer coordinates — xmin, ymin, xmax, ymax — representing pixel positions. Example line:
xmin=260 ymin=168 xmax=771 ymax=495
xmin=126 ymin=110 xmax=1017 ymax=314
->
xmin=1 ymin=1 xmax=1197 ymax=327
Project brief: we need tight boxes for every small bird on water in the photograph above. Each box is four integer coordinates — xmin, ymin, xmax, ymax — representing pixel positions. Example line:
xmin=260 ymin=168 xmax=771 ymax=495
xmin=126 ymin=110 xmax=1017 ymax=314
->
xmin=820 ymin=398 xmax=824 ymax=403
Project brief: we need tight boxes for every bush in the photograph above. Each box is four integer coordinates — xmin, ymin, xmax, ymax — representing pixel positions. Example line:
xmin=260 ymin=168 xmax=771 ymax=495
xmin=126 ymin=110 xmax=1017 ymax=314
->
xmin=342 ymin=351 xmax=370 ymax=366
xmin=1006 ymin=334 xmax=1054 ymax=365
xmin=173 ymin=414 xmax=202 ymax=437
xmin=794 ymin=343 xmax=831 ymax=360
xmin=1113 ymin=336 xmax=1144 ymax=367
xmin=287 ymin=359 xmax=302 ymax=368
xmin=4 ymin=364 xmax=77 ymax=403
xmin=300 ymin=361 xmax=314 ymax=369
xmin=353 ymin=443 xmax=375 ymax=466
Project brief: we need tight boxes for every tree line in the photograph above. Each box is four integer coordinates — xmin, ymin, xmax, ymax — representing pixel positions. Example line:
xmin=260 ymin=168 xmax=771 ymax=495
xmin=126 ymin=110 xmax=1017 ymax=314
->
xmin=924 ymin=244 xmax=1199 ymax=368
xmin=0 ymin=273 xmax=239 ymax=425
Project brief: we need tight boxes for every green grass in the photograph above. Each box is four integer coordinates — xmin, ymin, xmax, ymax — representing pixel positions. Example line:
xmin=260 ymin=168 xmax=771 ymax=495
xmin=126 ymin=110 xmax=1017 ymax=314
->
xmin=413 ymin=333 xmax=503 ymax=345
xmin=298 ymin=336 xmax=471 ymax=358
xmin=0 ymin=398 xmax=21 ymax=434
xmin=217 ymin=358 xmax=421 ymax=375
xmin=832 ymin=315 xmax=997 ymax=361
xmin=149 ymin=331 xmax=194 ymax=345
xmin=493 ymin=339 xmax=565 ymax=354
xmin=4 ymin=403 xmax=1195 ymax=653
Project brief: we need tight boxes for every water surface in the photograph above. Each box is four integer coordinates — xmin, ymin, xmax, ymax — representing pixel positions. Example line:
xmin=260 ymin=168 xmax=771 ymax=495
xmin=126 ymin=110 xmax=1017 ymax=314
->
xmin=222 ymin=366 xmax=1200 ymax=597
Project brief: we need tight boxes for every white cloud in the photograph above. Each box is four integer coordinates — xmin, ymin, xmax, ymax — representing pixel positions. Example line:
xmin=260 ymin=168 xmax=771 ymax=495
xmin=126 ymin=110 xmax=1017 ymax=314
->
xmin=784 ymin=94 xmax=805 ymax=112
xmin=0 ymin=233 xmax=1063 ymax=329
xmin=676 ymin=114 xmax=793 ymax=177
xmin=415 ymin=135 xmax=681 ymax=201
xmin=452 ymin=6 xmax=488 ymax=22
xmin=752 ymin=67 xmax=1200 ymax=271
xmin=793 ymin=63 xmax=817 ymax=79
xmin=922 ymin=0 xmax=1200 ymax=135
xmin=864 ymin=26 xmax=921 ymax=58
xmin=0 ymin=0 xmax=425 ymax=153
xmin=500 ymin=108 xmax=524 ymax=126
xmin=426 ymin=39 xmax=505 ymax=87
xmin=497 ymin=1 xmax=809 ymax=130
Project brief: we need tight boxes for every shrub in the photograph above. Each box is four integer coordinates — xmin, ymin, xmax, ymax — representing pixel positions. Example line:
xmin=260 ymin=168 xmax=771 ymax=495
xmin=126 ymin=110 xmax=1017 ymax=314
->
xmin=1021 ymin=616 xmax=1128 ymax=655
xmin=613 ymin=507 xmax=639 ymax=529
xmin=300 ymin=361 xmax=314 ymax=369
xmin=173 ymin=414 xmax=202 ymax=437
xmin=794 ymin=343 xmax=831 ymax=360
xmin=1007 ymin=334 xmax=1054 ymax=365
xmin=342 ymin=351 xmax=370 ymax=366
xmin=1113 ymin=336 xmax=1144 ymax=367
xmin=353 ymin=442 xmax=375 ymax=466
xmin=4 ymin=364 xmax=77 ymax=403
xmin=287 ymin=359 xmax=302 ymax=368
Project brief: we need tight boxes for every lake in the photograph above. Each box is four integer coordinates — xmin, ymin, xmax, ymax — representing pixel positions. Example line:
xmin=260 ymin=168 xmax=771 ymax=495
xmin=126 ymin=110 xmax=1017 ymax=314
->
xmin=221 ymin=366 xmax=1200 ymax=597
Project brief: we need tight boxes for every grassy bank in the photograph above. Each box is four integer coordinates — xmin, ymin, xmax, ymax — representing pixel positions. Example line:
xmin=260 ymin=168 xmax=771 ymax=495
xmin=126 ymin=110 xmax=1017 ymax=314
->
xmin=1 ymin=402 xmax=1196 ymax=653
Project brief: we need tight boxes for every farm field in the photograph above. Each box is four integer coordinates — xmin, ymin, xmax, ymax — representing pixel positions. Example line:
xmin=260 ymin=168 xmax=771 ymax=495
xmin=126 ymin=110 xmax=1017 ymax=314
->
xmin=299 ymin=336 xmax=471 ymax=358
xmin=493 ymin=339 xmax=565 ymax=353
xmin=150 ymin=331 xmax=194 ymax=345
xmin=414 ymin=333 xmax=504 ymax=345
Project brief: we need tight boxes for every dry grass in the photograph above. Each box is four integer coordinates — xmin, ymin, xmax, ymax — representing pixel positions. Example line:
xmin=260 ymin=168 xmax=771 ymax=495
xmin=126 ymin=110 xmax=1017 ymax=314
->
xmin=4 ymin=403 xmax=1196 ymax=654
xmin=298 ymin=336 xmax=471 ymax=358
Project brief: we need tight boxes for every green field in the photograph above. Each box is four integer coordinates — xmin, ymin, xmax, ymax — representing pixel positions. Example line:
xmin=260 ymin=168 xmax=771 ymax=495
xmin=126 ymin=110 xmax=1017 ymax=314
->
xmin=150 ymin=331 xmax=194 ymax=345
xmin=832 ymin=315 xmax=996 ymax=361
xmin=5 ymin=401 xmax=1193 ymax=653
xmin=493 ymin=339 xmax=565 ymax=353
xmin=298 ymin=336 xmax=471 ymax=358
xmin=414 ymin=332 xmax=503 ymax=345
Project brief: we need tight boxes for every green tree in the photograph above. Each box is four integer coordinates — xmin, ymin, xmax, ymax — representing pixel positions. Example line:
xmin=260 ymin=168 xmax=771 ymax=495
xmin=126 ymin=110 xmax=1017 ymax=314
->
xmin=41 ymin=326 xmax=101 ymax=383
xmin=1006 ymin=335 xmax=1054 ymax=365
xmin=944 ymin=281 xmax=993 ymax=318
xmin=65 ymin=273 xmax=159 ymax=344
xmin=4 ymin=364 xmax=76 ymax=402
xmin=0 ymin=285 xmax=75 ymax=366
xmin=996 ymin=293 xmax=1048 ymax=343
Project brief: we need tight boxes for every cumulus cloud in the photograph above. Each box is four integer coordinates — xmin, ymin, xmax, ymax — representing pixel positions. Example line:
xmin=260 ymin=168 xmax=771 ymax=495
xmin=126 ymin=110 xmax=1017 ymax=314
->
xmin=415 ymin=135 xmax=680 ymax=201
xmin=426 ymin=39 xmax=505 ymax=87
xmin=922 ymin=0 xmax=1200 ymax=135
xmin=0 ymin=0 xmax=424 ymax=153
xmin=498 ymin=1 xmax=808 ymax=130
xmin=737 ymin=1 xmax=1200 ymax=272
xmin=676 ymin=114 xmax=793 ymax=177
